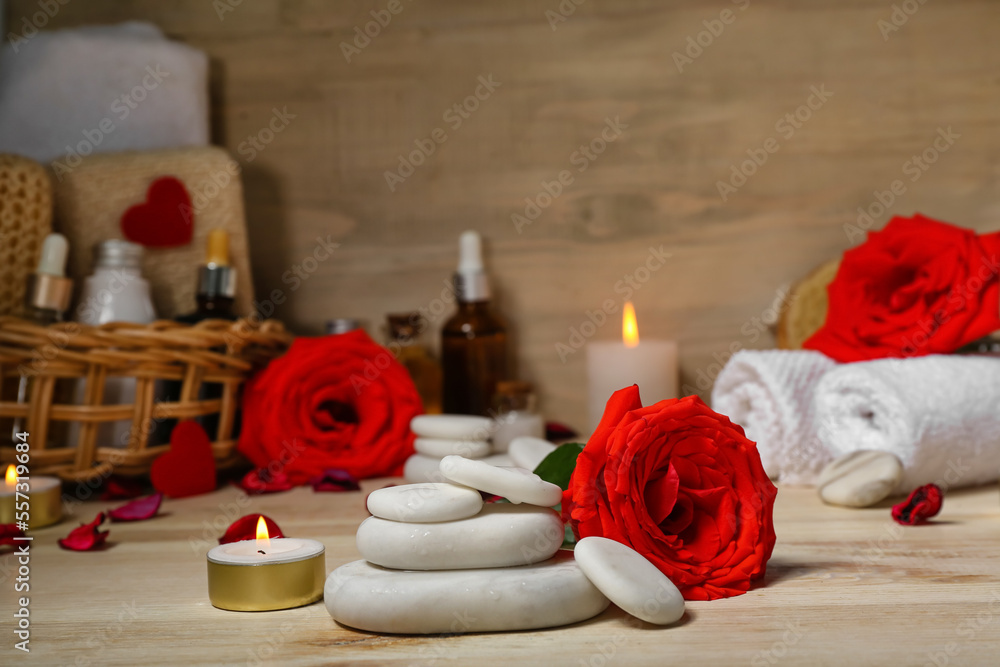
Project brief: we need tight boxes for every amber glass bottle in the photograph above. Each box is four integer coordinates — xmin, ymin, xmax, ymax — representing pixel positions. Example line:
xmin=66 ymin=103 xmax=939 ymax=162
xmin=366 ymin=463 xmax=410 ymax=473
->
xmin=441 ymin=231 xmax=508 ymax=415
xmin=387 ymin=313 xmax=443 ymax=414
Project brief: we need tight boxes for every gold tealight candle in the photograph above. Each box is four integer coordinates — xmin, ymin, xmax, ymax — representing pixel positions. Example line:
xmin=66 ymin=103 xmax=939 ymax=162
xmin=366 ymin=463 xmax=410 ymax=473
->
xmin=207 ymin=517 xmax=325 ymax=612
xmin=0 ymin=464 xmax=62 ymax=529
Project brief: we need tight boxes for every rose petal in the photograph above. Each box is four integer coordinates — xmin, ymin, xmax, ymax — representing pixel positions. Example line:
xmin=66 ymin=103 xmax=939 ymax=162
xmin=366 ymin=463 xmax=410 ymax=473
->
xmin=310 ymin=469 xmax=360 ymax=492
xmin=237 ymin=468 xmax=295 ymax=495
xmin=58 ymin=512 xmax=109 ymax=551
xmin=100 ymin=477 xmax=145 ymax=501
xmin=0 ymin=523 xmax=26 ymax=547
xmin=108 ymin=493 xmax=163 ymax=522
xmin=219 ymin=514 xmax=285 ymax=544
xmin=545 ymin=421 xmax=578 ymax=441
xmin=892 ymin=484 xmax=943 ymax=525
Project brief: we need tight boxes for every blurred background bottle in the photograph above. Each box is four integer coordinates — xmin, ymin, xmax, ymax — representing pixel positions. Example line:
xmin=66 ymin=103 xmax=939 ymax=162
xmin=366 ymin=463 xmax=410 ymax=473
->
xmin=386 ymin=313 xmax=442 ymax=414
xmin=441 ymin=231 xmax=508 ymax=416
xmin=490 ymin=380 xmax=544 ymax=452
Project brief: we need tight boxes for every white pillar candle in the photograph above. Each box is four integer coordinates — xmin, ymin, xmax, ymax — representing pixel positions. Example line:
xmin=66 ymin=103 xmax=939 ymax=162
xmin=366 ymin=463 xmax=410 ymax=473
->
xmin=586 ymin=303 xmax=678 ymax=434
xmin=207 ymin=518 xmax=325 ymax=611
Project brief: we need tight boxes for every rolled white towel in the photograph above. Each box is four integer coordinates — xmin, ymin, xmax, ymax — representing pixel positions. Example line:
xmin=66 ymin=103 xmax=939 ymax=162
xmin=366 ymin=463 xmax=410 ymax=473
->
xmin=814 ymin=355 xmax=1000 ymax=491
xmin=711 ymin=349 xmax=837 ymax=484
xmin=0 ymin=22 xmax=208 ymax=164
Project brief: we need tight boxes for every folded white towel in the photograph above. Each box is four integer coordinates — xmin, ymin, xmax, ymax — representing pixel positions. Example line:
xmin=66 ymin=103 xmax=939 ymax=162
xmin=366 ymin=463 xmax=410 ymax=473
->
xmin=711 ymin=349 xmax=837 ymax=484
xmin=0 ymin=22 xmax=208 ymax=164
xmin=814 ymin=355 xmax=1000 ymax=491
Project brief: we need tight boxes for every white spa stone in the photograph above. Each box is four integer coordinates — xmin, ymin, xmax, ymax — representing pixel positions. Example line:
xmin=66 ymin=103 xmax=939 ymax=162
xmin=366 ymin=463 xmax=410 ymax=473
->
xmin=414 ymin=437 xmax=491 ymax=459
xmin=356 ymin=503 xmax=563 ymax=570
xmin=480 ymin=453 xmax=514 ymax=467
xmin=366 ymin=482 xmax=483 ymax=523
xmin=440 ymin=456 xmax=563 ymax=507
xmin=574 ymin=537 xmax=685 ymax=626
xmin=403 ymin=454 xmax=449 ymax=483
xmin=509 ymin=436 xmax=557 ymax=471
xmin=817 ymin=450 xmax=903 ymax=508
xmin=411 ymin=414 xmax=493 ymax=441
xmin=326 ymin=553 xmax=610 ymax=634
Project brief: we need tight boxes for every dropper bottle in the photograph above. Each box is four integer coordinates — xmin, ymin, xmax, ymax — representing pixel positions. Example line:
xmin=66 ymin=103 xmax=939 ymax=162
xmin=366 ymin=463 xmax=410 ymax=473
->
xmin=23 ymin=233 xmax=72 ymax=324
xmin=441 ymin=231 xmax=508 ymax=415
xmin=177 ymin=229 xmax=238 ymax=322
xmin=15 ymin=234 xmax=73 ymax=439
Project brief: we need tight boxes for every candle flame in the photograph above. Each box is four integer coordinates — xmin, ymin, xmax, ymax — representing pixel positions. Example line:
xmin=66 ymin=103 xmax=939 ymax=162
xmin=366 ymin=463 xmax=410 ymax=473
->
xmin=4 ymin=465 xmax=16 ymax=487
xmin=622 ymin=302 xmax=640 ymax=348
xmin=255 ymin=516 xmax=271 ymax=550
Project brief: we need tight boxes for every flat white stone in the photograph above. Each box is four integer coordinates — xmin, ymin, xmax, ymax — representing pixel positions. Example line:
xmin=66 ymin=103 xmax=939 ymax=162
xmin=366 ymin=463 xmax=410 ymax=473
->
xmin=509 ymin=436 xmax=557 ymax=471
xmin=366 ymin=482 xmax=483 ymax=523
xmin=414 ymin=437 xmax=491 ymax=459
xmin=326 ymin=553 xmax=609 ymax=634
xmin=480 ymin=453 xmax=514 ymax=467
xmin=574 ymin=537 xmax=685 ymax=625
xmin=440 ymin=456 xmax=562 ymax=507
xmin=403 ymin=454 xmax=449 ymax=483
xmin=411 ymin=414 xmax=493 ymax=441
xmin=818 ymin=450 xmax=903 ymax=508
xmin=356 ymin=503 xmax=563 ymax=570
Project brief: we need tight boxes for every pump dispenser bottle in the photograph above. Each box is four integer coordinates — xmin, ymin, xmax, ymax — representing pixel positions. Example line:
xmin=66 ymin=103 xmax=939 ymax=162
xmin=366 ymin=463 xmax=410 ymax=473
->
xmin=441 ymin=231 xmax=508 ymax=415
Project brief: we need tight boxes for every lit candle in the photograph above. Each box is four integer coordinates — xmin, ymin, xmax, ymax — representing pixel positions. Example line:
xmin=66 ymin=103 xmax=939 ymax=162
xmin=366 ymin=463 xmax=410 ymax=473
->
xmin=0 ymin=464 xmax=62 ymax=529
xmin=207 ymin=517 xmax=326 ymax=611
xmin=586 ymin=302 xmax=678 ymax=433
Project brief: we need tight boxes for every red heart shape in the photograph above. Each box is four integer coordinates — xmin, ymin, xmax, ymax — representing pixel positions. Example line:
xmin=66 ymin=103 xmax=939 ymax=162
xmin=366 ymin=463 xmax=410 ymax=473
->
xmin=120 ymin=176 xmax=194 ymax=247
xmin=151 ymin=421 xmax=217 ymax=498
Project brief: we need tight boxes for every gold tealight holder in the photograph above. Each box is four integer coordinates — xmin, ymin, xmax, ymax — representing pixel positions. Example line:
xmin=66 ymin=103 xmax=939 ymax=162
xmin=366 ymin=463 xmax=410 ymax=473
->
xmin=0 ymin=465 xmax=62 ymax=529
xmin=207 ymin=519 xmax=325 ymax=612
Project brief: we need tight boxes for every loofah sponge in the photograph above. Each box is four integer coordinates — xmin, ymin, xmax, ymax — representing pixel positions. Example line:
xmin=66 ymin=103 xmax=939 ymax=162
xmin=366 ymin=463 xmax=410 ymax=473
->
xmin=0 ymin=154 xmax=53 ymax=316
xmin=777 ymin=258 xmax=840 ymax=349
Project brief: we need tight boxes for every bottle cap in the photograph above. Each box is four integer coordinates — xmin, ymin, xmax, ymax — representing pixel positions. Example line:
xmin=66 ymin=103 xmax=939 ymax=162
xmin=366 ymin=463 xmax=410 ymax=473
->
xmin=197 ymin=230 xmax=237 ymax=299
xmin=93 ymin=239 xmax=143 ymax=270
xmin=454 ymin=230 xmax=490 ymax=302
xmin=25 ymin=233 xmax=73 ymax=314
xmin=37 ymin=233 xmax=69 ymax=276
xmin=206 ymin=229 xmax=230 ymax=267
xmin=326 ymin=318 xmax=362 ymax=335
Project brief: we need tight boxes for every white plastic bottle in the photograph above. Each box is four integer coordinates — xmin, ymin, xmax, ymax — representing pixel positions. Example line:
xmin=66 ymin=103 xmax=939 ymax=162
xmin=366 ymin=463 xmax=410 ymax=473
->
xmin=73 ymin=240 xmax=156 ymax=448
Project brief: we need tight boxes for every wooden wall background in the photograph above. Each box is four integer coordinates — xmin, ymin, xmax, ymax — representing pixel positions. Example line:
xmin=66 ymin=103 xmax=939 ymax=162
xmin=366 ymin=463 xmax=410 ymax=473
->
xmin=7 ymin=0 xmax=1000 ymax=433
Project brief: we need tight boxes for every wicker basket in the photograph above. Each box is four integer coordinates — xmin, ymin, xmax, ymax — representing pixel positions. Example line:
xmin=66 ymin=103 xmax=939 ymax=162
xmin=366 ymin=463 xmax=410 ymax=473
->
xmin=0 ymin=317 xmax=291 ymax=482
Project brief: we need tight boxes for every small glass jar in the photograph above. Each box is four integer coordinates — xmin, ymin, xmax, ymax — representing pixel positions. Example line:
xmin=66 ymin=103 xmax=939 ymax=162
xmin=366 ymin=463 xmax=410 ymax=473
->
xmin=491 ymin=381 xmax=545 ymax=453
xmin=386 ymin=313 xmax=442 ymax=414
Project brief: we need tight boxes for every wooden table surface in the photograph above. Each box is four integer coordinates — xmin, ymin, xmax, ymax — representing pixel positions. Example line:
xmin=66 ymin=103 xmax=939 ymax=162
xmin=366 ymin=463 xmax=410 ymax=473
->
xmin=4 ymin=481 xmax=1000 ymax=666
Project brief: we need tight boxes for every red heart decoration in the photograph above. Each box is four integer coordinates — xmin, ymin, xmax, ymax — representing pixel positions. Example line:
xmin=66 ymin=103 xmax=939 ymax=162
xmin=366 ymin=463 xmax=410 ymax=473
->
xmin=120 ymin=176 xmax=194 ymax=247
xmin=151 ymin=421 xmax=217 ymax=498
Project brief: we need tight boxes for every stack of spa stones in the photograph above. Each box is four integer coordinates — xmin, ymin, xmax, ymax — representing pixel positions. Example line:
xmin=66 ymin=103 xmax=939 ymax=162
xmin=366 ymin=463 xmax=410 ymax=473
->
xmin=325 ymin=448 xmax=687 ymax=633
xmin=403 ymin=414 xmax=513 ymax=482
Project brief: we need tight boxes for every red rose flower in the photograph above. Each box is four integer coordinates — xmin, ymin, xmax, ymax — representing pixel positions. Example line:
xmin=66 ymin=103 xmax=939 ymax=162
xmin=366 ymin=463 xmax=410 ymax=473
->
xmin=563 ymin=386 xmax=777 ymax=601
xmin=238 ymin=330 xmax=423 ymax=484
xmin=804 ymin=214 xmax=1000 ymax=362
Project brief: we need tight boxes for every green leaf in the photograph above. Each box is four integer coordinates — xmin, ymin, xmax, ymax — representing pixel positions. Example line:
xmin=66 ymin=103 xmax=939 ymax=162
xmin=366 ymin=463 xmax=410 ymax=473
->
xmin=532 ymin=442 xmax=585 ymax=491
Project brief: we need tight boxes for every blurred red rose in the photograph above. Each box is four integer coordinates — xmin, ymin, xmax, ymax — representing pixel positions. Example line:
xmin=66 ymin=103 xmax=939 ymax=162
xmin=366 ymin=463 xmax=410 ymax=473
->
xmin=804 ymin=214 xmax=1000 ymax=362
xmin=238 ymin=330 xmax=423 ymax=484
xmin=563 ymin=386 xmax=777 ymax=601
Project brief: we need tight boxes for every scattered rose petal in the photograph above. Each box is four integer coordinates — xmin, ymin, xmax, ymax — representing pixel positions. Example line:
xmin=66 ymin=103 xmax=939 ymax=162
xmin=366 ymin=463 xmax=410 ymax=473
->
xmin=58 ymin=513 xmax=109 ymax=551
xmin=310 ymin=469 xmax=360 ymax=493
xmin=219 ymin=514 xmax=285 ymax=545
xmin=545 ymin=421 xmax=577 ymax=442
xmin=100 ymin=477 xmax=145 ymax=501
xmin=109 ymin=493 xmax=163 ymax=522
xmin=237 ymin=468 xmax=295 ymax=495
xmin=892 ymin=484 xmax=944 ymax=525
xmin=1 ymin=524 xmax=26 ymax=547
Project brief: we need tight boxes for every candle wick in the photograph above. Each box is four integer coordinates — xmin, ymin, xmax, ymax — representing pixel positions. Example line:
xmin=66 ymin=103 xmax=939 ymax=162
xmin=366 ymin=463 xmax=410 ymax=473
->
xmin=258 ymin=550 xmax=266 ymax=555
